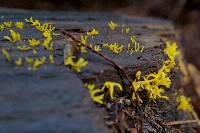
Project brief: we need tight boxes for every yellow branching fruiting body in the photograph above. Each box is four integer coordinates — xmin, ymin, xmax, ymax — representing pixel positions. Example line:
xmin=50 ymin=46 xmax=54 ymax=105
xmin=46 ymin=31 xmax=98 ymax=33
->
xmin=37 ymin=23 xmax=55 ymax=34
xmin=103 ymin=43 xmax=123 ymax=54
xmin=28 ymin=39 xmax=40 ymax=47
xmin=85 ymin=84 xmax=104 ymax=104
xmin=15 ymin=57 xmax=22 ymax=66
xmin=17 ymin=45 xmax=31 ymax=51
xmin=94 ymin=45 xmax=101 ymax=52
xmin=25 ymin=56 xmax=46 ymax=70
xmin=165 ymin=41 xmax=180 ymax=63
xmin=108 ymin=21 xmax=118 ymax=30
xmin=4 ymin=30 xmax=21 ymax=43
xmin=15 ymin=22 xmax=24 ymax=29
xmin=80 ymin=35 xmax=87 ymax=45
xmin=43 ymin=37 xmax=52 ymax=50
xmin=36 ymin=23 xmax=49 ymax=32
xmin=132 ymin=41 xmax=179 ymax=101
xmin=25 ymin=17 xmax=40 ymax=26
xmin=0 ymin=24 xmax=5 ymax=31
xmin=3 ymin=21 xmax=12 ymax=28
xmin=136 ymin=71 xmax=141 ymax=80
xmin=49 ymin=54 xmax=54 ymax=63
xmin=32 ymin=56 xmax=46 ymax=69
xmin=102 ymin=81 xmax=123 ymax=99
xmin=2 ymin=48 xmax=12 ymax=62
xmin=131 ymin=36 xmax=136 ymax=43
xmin=176 ymin=95 xmax=193 ymax=112
xmin=64 ymin=56 xmax=88 ymax=72
xmin=87 ymin=28 xmax=99 ymax=37
xmin=128 ymin=36 xmax=144 ymax=54
xmin=110 ymin=43 xmax=123 ymax=54
xmin=32 ymin=49 xmax=37 ymax=54
xmin=25 ymin=57 xmax=34 ymax=64
xmin=79 ymin=35 xmax=88 ymax=53
xmin=43 ymin=30 xmax=52 ymax=38
xmin=122 ymin=27 xmax=130 ymax=34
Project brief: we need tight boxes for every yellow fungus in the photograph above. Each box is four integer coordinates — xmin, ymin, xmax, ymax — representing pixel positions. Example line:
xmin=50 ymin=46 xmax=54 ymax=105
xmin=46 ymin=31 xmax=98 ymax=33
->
xmin=32 ymin=56 xmax=46 ymax=69
xmin=131 ymin=35 xmax=136 ymax=43
xmin=28 ymin=39 xmax=40 ymax=47
xmin=32 ymin=49 xmax=37 ymax=54
xmin=25 ymin=57 xmax=34 ymax=64
xmin=85 ymin=84 xmax=104 ymax=104
xmin=165 ymin=41 xmax=180 ymax=63
xmin=103 ymin=43 xmax=123 ymax=54
xmin=108 ymin=21 xmax=118 ymax=30
xmin=101 ymin=81 xmax=123 ymax=99
xmin=15 ymin=57 xmax=22 ymax=66
xmin=3 ymin=21 xmax=12 ymax=28
xmin=0 ymin=24 xmax=5 ymax=31
xmin=4 ymin=30 xmax=21 ymax=43
xmin=15 ymin=22 xmax=24 ymax=29
xmin=131 ymin=41 xmax=180 ymax=101
xmin=43 ymin=37 xmax=52 ymax=49
xmin=17 ymin=45 xmax=31 ymax=51
xmin=25 ymin=17 xmax=40 ymax=26
xmin=122 ymin=25 xmax=130 ymax=34
xmin=1 ymin=48 xmax=12 ymax=62
xmin=176 ymin=95 xmax=193 ymax=112
xmin=80 ymin=35 xmax=87 ymax=45
xmin=94 ymin=45 xmax=101 ymax=52
xmin=127 ymin=36 xmax=144 ymax=54
xmin=49 ymin=54 xmax=54 ymax=63
xmin=64 ymin=56 xmax=88 ymax=72
xmin=87 ymin=28 xmax=99 ymax=37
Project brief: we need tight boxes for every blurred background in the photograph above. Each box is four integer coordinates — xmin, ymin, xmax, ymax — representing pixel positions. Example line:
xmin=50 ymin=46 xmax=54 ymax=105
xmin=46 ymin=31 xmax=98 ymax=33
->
xmin=0 ymin=0 xmax=199 ymax=113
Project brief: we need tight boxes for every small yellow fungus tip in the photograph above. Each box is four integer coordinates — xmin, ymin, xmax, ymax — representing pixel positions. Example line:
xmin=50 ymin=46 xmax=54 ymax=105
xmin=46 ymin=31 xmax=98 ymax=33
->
xmin=78 ymin=35 xmax=88 ymax=53
xmin=3 ymin=21 xmax=12 ymax=28
xmin=15 ymin=22 xmax=24 ymax=29
xmin=122 ymin=25 xmax=130 ymax=34
xmin=25 ymin=17 xmax=40 ymax=26
xmin=1 ymin=48 xmax=12 ymax=62
xmin=49 ymin=54 xmax=54 ymax=64
xmin=103 ymin=43 xmax=123 ymax=54
xmin=87 ymin=28 xmax=99 ymax=37
xmin=127 ymin=35 xmax=144 ymax=54
xmin=0 ymin=24 xmax=5 ymax=31
xmin=28 ymin=39 xmax=40 ymax=47
xmin=85 ymin=83 xmax=104 ymax=104
xmin=108 ymin=21 xmax=118 ymax=31
xmin=165 ymin=41 xmax=180 ymax=62
xmin=4 ymin=30 xmax=21 ymax=43
xmin=64 ymin=56 xmax=88 ymax=72
xmin=17 ymin=45 xmax=31 ymax=51
xmin=15 ymin=57 xmax=22 ymax=66
xmin=101 ymin=81 xmax=123 ymax=99
xmin=80 ymin=35 xmax=87 ymax=45
xmin=176 ymin=95 xmax=194 ymax=112
xmin=25 ymin=56 xmax=46 ymax=70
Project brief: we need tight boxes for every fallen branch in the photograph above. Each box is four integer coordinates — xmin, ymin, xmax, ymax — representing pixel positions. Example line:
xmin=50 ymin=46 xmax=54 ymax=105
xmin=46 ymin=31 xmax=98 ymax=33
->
xmin=167 ymin=120 xmax=200 ymax=126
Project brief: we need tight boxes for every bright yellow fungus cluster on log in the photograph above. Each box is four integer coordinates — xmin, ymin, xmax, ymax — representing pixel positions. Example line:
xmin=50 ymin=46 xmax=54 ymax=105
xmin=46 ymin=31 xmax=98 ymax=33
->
xmin=0 ymin=18 xmax=194 ymax=113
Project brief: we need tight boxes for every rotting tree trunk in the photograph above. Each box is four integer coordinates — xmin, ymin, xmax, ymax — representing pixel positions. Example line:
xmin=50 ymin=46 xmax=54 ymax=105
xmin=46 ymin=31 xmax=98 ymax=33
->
xmin=0 ymin=8 xmax=195 ymax=132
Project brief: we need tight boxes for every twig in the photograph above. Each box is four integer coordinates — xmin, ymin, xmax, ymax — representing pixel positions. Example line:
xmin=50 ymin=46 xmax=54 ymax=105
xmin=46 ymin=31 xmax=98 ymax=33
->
xmin=167 ymin=120 xmax=200 ymax=126
xmin=191 ymin=110 xmax=200 ymax=127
